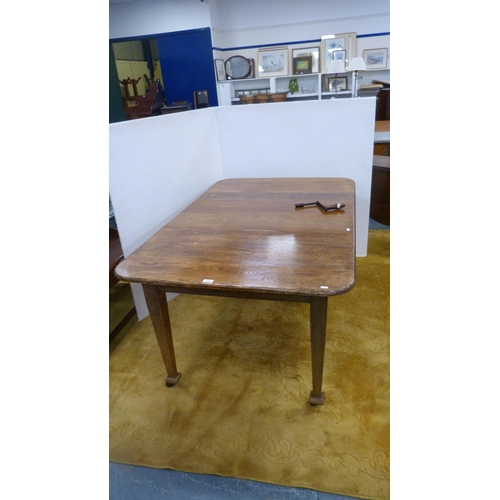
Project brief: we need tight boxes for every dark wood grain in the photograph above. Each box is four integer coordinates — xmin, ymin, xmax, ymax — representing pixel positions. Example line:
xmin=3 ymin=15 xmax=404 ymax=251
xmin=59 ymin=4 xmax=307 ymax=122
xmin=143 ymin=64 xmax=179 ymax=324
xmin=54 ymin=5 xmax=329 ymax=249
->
xmin=109 ymin=228 xmax=124 ymax=289
xmin=109 ymin=228 xmax=136 ymax=341
xmin=143 ymin=285 xmax=181 ymax=386
xmin=374 ymin=120 xmax=390 ymax=134
xmin=370 ymin=155 xmax=390 ymax=226
xmin=116 ymin=178 xmax=355 ymax=296
xmin=309 ymin=297 xmax=328 ymax=405
xmin=115 ymin=178 xmax=356 ymax=404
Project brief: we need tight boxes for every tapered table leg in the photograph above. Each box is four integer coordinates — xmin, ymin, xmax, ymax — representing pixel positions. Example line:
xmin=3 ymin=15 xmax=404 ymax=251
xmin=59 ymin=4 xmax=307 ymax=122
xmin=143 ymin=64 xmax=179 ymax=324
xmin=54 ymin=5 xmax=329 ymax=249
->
xmin=143 ymin=285 xmax=181 ymax=387
xmin=309 ymin=297 xmax=328 ymax=405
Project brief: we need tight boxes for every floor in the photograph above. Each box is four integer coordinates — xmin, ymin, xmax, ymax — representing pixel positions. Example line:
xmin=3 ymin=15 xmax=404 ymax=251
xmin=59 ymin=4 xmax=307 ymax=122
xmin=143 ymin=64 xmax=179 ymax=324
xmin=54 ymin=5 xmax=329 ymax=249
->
xmin=109 ymin=463 xmax=357 ymax=500
xmin=109 ymin=218 xmax=388 ymax=500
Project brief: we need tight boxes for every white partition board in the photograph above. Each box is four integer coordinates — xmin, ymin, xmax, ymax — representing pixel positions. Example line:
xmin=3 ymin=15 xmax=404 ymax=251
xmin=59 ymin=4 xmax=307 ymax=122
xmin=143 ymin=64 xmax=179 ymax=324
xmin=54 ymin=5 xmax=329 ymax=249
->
xmin=109 ymin=109 xmax=224 ymax=319
xmin=217 ymin=98 xmax=376 ymax=257
xmin=110 ymin=99 xmax=376 ymax=319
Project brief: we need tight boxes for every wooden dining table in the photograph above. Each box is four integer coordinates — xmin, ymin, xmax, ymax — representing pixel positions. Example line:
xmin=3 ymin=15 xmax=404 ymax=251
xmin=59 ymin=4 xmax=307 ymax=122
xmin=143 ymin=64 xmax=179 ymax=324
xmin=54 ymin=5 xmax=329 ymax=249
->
xmin=115 ymin=178 xmax=356 ymax=404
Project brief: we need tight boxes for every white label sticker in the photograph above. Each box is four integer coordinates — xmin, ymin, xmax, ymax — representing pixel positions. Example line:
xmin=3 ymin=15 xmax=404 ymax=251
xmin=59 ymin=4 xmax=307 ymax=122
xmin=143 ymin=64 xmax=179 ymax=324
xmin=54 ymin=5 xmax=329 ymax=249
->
xmin=202 ymin=279 xmax=214 ymax=284
xmin=320 ymin=286 xmax=329 ymax=289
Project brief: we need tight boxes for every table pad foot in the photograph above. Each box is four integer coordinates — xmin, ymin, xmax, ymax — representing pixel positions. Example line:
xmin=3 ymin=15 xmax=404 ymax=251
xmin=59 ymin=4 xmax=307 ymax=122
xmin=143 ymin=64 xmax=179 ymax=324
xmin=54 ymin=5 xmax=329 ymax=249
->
xmin=308 ymin=391 xmax=325 ymax=405
xmin=165 ymin=373 xmax=182 ymax=387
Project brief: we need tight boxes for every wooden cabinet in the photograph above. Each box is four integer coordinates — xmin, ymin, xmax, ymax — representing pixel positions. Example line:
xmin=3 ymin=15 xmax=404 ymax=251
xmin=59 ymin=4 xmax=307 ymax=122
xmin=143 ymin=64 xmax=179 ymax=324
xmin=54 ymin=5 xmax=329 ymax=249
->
xmin=371 ymin=121 xmax=390 ymax=226
xmin=375 ymin=88 xmax=390 ymax=121
xmin=370 ymin=155 xmax=390 ymax=226
xmin=373 ymin=120 xmax=390 ymax=156
xmin=374 ymin=143 xmax=390 ymax=156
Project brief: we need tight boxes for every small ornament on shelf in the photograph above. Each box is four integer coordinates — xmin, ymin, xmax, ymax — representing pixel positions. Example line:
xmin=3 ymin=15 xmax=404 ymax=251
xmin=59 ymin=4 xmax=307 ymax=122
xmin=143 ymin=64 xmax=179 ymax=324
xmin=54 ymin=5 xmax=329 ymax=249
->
xmin=288 ymin=78 xmax=299 ymax=94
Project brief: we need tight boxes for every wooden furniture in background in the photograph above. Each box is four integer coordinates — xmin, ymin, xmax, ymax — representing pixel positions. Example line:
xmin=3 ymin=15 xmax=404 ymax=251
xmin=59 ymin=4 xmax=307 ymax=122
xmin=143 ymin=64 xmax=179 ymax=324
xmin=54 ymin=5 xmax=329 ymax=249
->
xmin=370 ymin=155 xmax=390 ymax=226
xmin=161 ymin=101 xmax=191 ymax=114
xmin=115 ymin=178 xmax=356 ymax=405
xmin=119 ymin=77 xmax=142 ymax=105
xmin=109 ymin=228 xmax=136 ymax=342
xmin=193 ymin=90 xmax=209 ymax=109
xmin=374 ymin=120 xmax=390 ymax=156
xmin=124 ymin=79 xmax=165 ymax=119
xmin=375 ymin=88 xmax=390 ymax=121
xmin=373 ymin=142 xmax=390 ymax=156
xmin=371 ymin=121 xmax=390 ymax=226
xmin=109 ymin=228 xmax=124 ymax=289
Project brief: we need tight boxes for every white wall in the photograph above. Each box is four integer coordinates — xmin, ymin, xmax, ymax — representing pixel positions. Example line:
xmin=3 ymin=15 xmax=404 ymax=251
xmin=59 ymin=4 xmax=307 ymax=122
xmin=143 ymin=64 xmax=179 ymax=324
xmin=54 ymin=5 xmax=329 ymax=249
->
xmin=109 ymin=0 xmax=211 ymax=40
xmin=209 ymin=0 xmax=389 ymax=48
xmin=110 ymin=0 xmax=390 ymax=49
xmin=110 ymin=98 xmax=376 ymax=320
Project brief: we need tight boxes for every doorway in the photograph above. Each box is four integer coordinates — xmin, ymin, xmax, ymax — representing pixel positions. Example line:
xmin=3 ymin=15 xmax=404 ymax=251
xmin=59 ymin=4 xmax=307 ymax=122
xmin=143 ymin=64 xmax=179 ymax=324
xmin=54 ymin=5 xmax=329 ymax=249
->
xmin=109 ymin=28 xmax=219 ymax=123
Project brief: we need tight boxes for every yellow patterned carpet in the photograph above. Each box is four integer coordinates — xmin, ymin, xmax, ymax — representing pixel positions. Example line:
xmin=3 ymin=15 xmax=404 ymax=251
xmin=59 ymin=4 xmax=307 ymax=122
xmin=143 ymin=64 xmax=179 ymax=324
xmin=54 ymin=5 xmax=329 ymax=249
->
xmin=109 ymin=230 xmax=389 ymax=500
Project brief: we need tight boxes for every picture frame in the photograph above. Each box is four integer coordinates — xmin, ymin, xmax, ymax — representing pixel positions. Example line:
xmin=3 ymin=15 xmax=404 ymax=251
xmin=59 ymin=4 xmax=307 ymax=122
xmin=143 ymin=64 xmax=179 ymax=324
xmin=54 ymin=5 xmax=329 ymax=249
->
xmin=333 ymin=49 xmax=346 ymax=70
xmin=257 ymin=47 xmax=289 ymax=77
xmin=214 ymin=59 xmax=226 ymax=81
xmin=292 ymin=46 xmax=320 ymax=73
xmin=322 ymin=74 xmax=348 ymax=92
xmin=320 ymin=33 xmax=357 ymax=72
xmin=328 ymin=76 xmax=348 ymax=92
xmin=292 ymin=56 xmax=313 ymax=75
xmin=363 ymin=48 xmax=388 ymax=70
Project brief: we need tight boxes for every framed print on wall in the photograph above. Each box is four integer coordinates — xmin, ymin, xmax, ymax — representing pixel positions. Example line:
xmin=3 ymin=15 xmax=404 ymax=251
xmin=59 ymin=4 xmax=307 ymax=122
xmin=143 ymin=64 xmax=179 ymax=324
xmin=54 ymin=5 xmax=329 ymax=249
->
xmin=363 ymin=48 xmax=388 ymax=70
xmin=258 ymin=47 xmax=289 ymax=77
xmin=320 ymin=33 xmax=357 ymax=72
xmin=333 ymin=49 xmax=346 ymax=70
xmin=292 ymin=46 xmax=320 ymax=73
xmin=293 ymin=56 xmax=313 ymax=75
xmin=214 ymin=59 xmax=226 ymax=81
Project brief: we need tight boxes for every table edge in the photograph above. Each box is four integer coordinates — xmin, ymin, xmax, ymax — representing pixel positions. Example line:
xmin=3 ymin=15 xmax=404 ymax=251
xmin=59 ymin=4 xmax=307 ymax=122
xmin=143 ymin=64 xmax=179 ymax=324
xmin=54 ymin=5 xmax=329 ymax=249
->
xmin=114 ymin=271 xmax=356 ymax=299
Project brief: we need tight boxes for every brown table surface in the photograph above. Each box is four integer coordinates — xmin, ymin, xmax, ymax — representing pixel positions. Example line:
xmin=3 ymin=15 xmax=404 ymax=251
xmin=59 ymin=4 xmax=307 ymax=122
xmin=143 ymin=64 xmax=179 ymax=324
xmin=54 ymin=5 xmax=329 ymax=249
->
xmin=115 ymin=178 xmax=356 ymax=404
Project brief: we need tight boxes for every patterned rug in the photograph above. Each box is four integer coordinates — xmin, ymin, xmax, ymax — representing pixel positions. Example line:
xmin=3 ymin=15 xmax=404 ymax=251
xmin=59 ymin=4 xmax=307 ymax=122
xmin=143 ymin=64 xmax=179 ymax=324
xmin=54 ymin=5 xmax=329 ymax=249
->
xmin=110 ymin=230 xmax=389 ymax=499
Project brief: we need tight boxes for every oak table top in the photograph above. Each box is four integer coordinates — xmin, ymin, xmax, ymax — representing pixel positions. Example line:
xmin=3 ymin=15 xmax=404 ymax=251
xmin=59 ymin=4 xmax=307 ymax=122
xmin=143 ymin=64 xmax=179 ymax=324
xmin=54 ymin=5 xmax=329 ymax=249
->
xmin=115 ymin=178 xmax=356 ymax=404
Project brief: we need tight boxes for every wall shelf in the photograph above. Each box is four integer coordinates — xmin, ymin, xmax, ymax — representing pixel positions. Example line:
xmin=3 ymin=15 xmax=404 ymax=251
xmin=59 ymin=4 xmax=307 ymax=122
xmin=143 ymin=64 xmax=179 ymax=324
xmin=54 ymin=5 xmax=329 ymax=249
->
xmin=218 ymin=73 xmax=353 ymax=105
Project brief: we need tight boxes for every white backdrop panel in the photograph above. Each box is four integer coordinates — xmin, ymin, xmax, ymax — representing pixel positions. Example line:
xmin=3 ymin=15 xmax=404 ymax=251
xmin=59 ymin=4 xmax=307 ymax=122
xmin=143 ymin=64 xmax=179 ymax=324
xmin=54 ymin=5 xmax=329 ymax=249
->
xmin=109 ymin=109 xmax=224 ymax=319
xmin=217 ymin=98 xmax=376 ymax=257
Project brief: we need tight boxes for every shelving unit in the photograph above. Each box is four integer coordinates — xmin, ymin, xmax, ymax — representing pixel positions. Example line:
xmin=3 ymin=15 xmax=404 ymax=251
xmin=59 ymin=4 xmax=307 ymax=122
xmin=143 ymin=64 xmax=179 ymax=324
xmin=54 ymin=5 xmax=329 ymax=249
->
xmin=217 ymin=73 xmax=353 ymax=106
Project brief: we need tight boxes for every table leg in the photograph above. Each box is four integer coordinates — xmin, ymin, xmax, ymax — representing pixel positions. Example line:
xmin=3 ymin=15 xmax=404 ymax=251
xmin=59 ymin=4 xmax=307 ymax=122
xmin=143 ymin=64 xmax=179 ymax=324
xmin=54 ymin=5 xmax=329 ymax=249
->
xmin=309 ymin=297 xmax=328 ymax=405
xmin=143 ymin=285 xmax=181 ymax=387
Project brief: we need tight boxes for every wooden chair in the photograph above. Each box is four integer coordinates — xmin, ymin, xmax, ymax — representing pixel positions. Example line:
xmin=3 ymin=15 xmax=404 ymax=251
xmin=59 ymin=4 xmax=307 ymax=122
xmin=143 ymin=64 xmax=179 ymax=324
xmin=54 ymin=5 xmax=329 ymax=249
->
xmin=119 ymin=77 xmax=142 ymax=105
xmin=124 ymin=79 xmax=165 ymax=119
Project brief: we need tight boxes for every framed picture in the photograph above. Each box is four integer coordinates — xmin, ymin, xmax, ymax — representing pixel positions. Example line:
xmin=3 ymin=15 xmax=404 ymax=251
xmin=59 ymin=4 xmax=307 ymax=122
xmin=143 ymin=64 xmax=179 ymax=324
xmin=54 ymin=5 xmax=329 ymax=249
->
xmin=363 ymin=48 xmax=388 ymax=70
xmin=292 ymin=46 xmax=320 ymax=73
xmin=258 ymin=47 xmax=289 ymax=77
xmin=293 ymin=56 xmax=313 ymax=75
xmin=333 ymin=49 xmax=346 ymax=70
xmin=320 ymin=33 xmax=357 ymax=72
xmin=322 ymin=74 xmax=348 ymax=92
xmin=214 ymin=59 xmax=226 ymax=81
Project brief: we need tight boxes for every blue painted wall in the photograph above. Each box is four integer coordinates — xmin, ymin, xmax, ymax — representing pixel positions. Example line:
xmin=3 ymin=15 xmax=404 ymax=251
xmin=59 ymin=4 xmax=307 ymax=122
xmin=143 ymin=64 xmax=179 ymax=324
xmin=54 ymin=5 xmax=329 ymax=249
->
xmin=156 ymin=28 xmax=218 ymax=107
